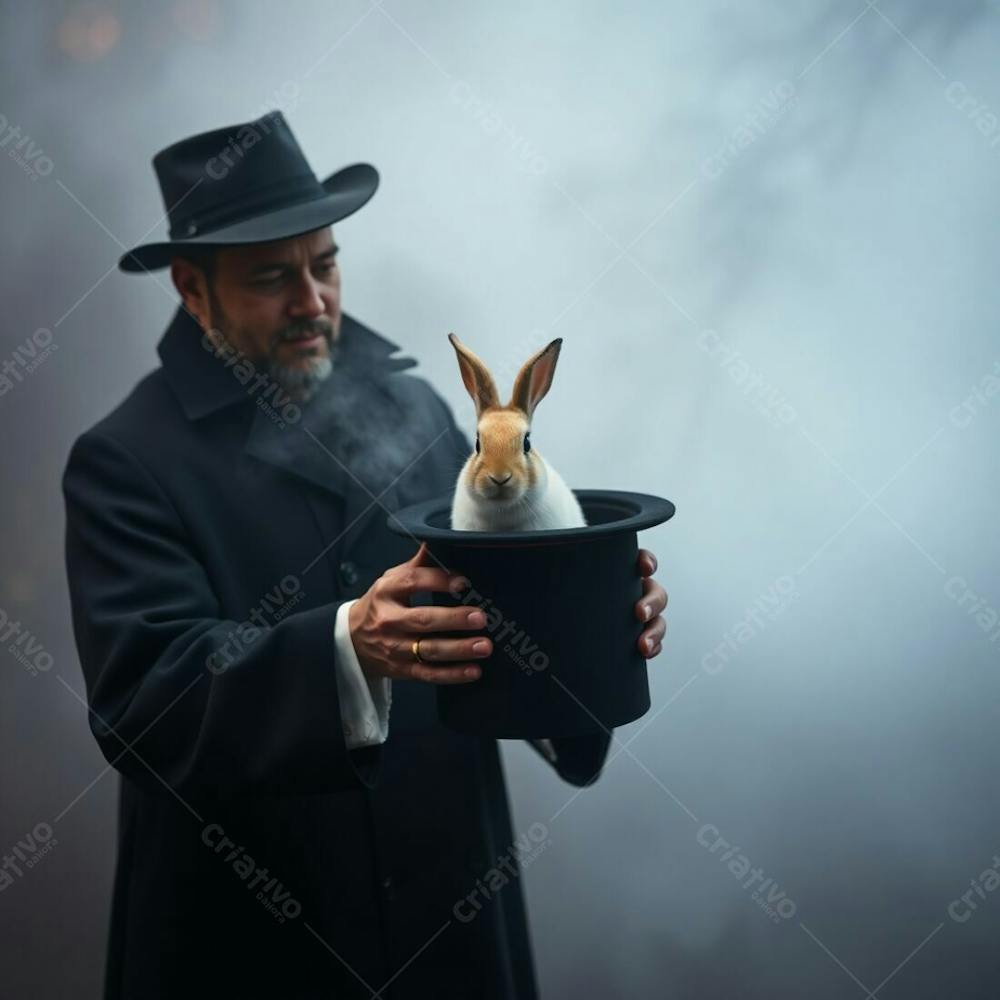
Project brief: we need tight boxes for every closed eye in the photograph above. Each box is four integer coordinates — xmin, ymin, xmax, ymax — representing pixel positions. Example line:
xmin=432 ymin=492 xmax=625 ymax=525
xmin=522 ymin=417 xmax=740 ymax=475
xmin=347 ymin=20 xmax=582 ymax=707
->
xmin=251 ymin=273 xmax=283 ymax=287
xmin=248 ymin=249 xmax=338 ymax=288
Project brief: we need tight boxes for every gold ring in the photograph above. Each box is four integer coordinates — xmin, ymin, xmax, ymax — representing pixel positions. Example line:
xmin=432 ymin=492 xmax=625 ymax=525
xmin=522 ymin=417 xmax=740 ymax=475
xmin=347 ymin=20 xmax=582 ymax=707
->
xmin=412 ymin=639 xmax=425 ymax=663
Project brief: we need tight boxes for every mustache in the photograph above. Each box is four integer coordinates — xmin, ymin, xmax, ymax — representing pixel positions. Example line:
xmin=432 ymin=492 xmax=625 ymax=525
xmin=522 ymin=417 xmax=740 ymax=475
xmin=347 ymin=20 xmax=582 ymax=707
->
xmin=269 ymin=318 xmax=335 ymax=348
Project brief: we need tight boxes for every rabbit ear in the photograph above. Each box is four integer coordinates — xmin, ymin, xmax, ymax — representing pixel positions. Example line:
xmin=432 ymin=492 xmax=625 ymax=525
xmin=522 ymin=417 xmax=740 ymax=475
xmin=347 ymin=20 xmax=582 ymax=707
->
xmin=510 ymin=337 xmax=563 ymax=420
xmin=448 ymin=333 xmax=500 ymax=416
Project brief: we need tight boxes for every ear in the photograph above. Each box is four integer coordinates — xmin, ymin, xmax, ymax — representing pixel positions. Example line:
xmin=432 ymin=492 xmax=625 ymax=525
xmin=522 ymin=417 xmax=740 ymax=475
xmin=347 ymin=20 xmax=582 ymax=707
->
xmin=170 ymin=257 xmax=212 ymax=332
xmin=448 ymin=333 xmax=500 ymax=416
xmin=510 ymin=337 xmax=562 ymax=420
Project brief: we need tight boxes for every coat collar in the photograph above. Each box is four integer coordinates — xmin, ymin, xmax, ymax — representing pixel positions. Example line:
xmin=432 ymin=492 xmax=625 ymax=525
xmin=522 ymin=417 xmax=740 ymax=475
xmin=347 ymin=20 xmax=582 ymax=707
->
xmin=156 ymin=303 xmax=425 ymax=561
xmin=156 ymin=303 xmax=417 ymax=422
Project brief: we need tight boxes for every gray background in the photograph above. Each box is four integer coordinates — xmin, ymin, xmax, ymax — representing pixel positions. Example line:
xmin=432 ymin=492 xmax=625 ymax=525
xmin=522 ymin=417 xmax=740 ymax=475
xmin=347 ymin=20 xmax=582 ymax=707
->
xmin=2 ymin=1 xmax=999 ymax=996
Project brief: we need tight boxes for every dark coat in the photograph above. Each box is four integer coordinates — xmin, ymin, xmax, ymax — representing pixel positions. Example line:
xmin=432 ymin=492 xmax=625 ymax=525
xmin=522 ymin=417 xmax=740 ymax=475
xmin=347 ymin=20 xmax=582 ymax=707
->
xmin=61 ymin=305 xmax=611 ymax=1000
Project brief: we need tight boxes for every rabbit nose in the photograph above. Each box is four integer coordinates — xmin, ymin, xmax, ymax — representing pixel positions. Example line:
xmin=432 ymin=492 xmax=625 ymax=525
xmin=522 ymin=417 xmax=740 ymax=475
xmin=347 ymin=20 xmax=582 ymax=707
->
xmin=488 ymin=473 xmax=512 ymax=486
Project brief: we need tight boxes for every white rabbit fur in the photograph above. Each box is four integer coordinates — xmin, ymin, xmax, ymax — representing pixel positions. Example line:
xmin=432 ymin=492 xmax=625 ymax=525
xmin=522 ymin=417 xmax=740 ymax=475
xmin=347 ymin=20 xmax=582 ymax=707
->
xmin=447 ymin=333 xmax=586 ymax=532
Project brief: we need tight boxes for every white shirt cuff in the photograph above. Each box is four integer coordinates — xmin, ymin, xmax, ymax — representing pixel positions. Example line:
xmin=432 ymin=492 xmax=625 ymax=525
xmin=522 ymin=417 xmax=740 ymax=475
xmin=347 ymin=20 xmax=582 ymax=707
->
xmin=334 ymin=599 xmax=391 ymax=749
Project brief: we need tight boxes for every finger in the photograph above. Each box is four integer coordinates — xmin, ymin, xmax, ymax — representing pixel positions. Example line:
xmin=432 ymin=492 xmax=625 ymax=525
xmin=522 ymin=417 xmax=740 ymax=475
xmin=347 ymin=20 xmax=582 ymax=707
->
xmin=636 ymin=548 xmax=657 ymax=577
xmin=407 ymin=540 xmax=435 ymax=566
xmin=404 ymin=604 xmax=489 ymax=633
xmin=404 ymin=662 xmax=483 ymax=684
xmin=404 ymin=540 xmax=459 ymax=581
xmin=383 ymin=564 xmax=470 ymax=599
xmin=647 ymin=639 xmax=663 ymax=659
xmin=410 ymin=546 xmax=480 ymax=605
xmin=407 ymin=634 xmax=493 ymax=663
xmin=638 ymin=616 xmax=667 ymax=653
xmin=635 ymin=578 xmax=668 ymax=622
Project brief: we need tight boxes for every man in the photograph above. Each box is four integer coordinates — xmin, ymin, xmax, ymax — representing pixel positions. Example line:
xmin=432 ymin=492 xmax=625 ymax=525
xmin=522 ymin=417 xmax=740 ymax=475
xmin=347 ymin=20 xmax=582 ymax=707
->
xmin=61 ymin=111 xmax=668 ymax=999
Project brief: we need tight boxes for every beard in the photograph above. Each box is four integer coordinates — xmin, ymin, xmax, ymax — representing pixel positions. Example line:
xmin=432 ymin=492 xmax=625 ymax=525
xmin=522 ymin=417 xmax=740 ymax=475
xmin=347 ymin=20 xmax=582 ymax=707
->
xmin=265 ymin=326 xmax=336 ymax=404
xmin=206 ymin=283 xmax=338 ymax=405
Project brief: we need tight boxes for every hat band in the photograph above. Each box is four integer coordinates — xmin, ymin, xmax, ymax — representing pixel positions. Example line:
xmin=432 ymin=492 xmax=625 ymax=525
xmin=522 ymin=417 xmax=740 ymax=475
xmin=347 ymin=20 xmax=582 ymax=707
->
xmin=170 ymin=172 xmax=326 ymax=239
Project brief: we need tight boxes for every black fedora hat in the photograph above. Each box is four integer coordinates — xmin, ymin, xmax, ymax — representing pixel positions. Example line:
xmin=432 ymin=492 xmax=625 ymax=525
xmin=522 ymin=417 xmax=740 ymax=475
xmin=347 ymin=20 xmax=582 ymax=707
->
xmin=119 ymin=110 xmax=378 ymax=273
xmin=388 ymin=488 xmax=676 ymax=738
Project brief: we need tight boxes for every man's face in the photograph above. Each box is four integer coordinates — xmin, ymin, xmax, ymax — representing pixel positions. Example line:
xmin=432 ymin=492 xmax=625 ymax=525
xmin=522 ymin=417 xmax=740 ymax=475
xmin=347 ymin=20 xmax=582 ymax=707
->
xmin=188 ymin=226 xmax=342 ymax=403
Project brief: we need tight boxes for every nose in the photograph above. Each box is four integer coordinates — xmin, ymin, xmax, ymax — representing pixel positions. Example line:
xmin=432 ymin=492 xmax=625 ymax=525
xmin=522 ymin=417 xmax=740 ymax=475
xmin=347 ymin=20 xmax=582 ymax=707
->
xmin=488 ymin=473 xmax=512 ymax=486
xmin=287 ymin=273 xmax=326 ymax=319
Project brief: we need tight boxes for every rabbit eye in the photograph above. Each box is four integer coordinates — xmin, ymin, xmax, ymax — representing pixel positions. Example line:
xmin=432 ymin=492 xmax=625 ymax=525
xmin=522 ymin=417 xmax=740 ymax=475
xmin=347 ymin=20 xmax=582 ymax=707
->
xmin=523 ymin=433 xmax=531 ymax=454
xmin=475 ymin=433 xmax=480 ymax=455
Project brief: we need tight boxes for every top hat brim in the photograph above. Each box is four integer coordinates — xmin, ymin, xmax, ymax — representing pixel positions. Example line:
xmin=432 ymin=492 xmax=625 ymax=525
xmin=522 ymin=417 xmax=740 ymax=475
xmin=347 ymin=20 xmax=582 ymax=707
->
xmin=118 ymin=163 xmax=379 ymax=274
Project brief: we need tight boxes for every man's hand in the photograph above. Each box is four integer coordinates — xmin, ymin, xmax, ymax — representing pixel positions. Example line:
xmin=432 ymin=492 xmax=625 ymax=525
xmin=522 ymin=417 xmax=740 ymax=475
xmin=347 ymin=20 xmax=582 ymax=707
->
xmin=634 ymin=548 xmax=667 ymax=659
xmin=347 ymin=541 xmax=490 ymax=684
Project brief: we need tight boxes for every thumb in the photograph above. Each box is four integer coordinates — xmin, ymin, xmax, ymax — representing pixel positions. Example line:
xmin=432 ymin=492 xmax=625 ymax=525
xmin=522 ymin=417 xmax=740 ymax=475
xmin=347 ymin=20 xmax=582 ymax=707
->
xmin=409 ymin=540 xmax=458 ymax=584
xmin=408 ymin=540 xmax=434 ymax=567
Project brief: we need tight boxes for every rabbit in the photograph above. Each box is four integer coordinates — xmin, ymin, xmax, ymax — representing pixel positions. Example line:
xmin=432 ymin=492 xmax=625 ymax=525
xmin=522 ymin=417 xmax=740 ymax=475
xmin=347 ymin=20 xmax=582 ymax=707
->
xmin=447 ymin=332 xmax=587 ymax=531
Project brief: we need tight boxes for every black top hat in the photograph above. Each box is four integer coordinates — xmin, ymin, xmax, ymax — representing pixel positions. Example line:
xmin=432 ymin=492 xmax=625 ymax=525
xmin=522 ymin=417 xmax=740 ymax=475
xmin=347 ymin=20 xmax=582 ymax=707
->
xmin=388 ymin=488 xmax=677 ymax=738
xmin=118 ymin=110 xmax=378 ymax=273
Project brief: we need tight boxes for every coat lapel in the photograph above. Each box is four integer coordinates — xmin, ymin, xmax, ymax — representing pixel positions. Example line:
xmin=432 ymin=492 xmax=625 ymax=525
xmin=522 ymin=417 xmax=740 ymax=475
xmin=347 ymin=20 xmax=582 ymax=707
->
xmin=157 ymin=304 xmax=422 ymax=559
xmin=241 ymin=386 xmax=407 ymax=558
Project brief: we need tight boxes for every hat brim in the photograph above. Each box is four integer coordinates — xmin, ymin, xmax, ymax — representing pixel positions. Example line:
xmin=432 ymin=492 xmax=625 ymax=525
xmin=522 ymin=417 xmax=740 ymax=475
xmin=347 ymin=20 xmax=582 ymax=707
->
xmin=118 ymin=162 xmax=379 ymax=273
